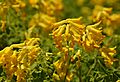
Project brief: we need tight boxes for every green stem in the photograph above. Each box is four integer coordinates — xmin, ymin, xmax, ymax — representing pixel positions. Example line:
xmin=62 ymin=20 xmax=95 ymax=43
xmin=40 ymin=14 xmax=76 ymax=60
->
xmin=79 ymin=64 xmax=82 ymax=82
xmin=87 ymin=58 xmax=97 ymax=76
xmin=86 ymin=51 xmax=98 ymax=76
xmin=113 ymin=72 xmax=120 ymax=79
xmin=97 ymin=59 xmax=108 ymax=74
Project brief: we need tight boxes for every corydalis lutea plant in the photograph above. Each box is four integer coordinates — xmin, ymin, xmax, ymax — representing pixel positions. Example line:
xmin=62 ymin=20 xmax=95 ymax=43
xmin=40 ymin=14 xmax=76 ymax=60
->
xmin=91 ymin=5 xmax=120 ymax=36
xmin=51 ymin=17 xmax=117 ymax=81
xmin=53 ymin=50 xmax=81 ymax=82
xmin=29 ymin=0 xmax=63 ymax=16
xmin=40 ymin=0 xmax=63 ymax=16
xmin=0 ymin=0 xmax=26 ymax=32
xmin=28 ymin=13 xmax=56 ymax=32
xmin=0 ymin=38 xmax=41 ymax=82
xmin=52 ymin=17 xmax=105 ymax=51
xmin=26 ymin=0 xmax=63 ymax=39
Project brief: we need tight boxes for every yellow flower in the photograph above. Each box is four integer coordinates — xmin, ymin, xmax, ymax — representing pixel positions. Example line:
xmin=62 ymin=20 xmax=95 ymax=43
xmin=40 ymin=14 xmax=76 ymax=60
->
xmin=82 ymin=21 xmax=105 ymax=51
xmin=52 ymin=18 xmax=105 ymax=52
xmin=66 ymin=73 xmax=74 ymax=82
xmin=53 ymin=73 xmax=60 ymax=80
xmin=91 ymin=0 xmax=105 ymax=5
xmin=40 ymin=0 xmax=63 ymax=16
xmin=91 ymin=5 xmax=120 ymax=35
xmin=0 ymin=20 xmax=6 ymax=32
xmin=99 ymin=46 xmax=116 ymax=66
xmin=52 ymin=17 xmax=85 ymax=50
xmin=27 ymin=13 xmax=56 ymax=38
xmin=15 ymin=69 xmax=26 ymax=82
xmin=29 ymin=0 xmax=38 ymax=5
xmin=116 ymin=80 xmax=120 ymax=82
xmin=0 ymin=38 xmax=41 ymax=82
xmin=54 ymin=54 xmax=68 ymax=80
xmin=11 ymin=51 xmax=17 ymax=65
xmin=91 ymin=5 xmax=112 ymax=22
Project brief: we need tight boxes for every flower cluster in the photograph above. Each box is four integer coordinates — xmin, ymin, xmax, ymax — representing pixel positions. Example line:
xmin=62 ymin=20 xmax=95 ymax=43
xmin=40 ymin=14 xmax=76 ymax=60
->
xmin=39 ymin=0 xmax=63 ymax=16
xmin=52 ymin=17 xmax=116 ymax=81
xmin=91 ymin=5 xmax=120 ymax=35
xmin=0 ymin=0 xmax=26 ymax=32
xmin=53 ymin=54 xmax=69 ymax=81
xmin=91 ymin=5 xmax=112 ymax=22
xmin=26 ymin=0 xmax=63 ymax=38
xmin=28 ymin=13 xmax=56 ymax=31
xmin=52 ymin=18 xmax=105 ymax=52
xmin=0 ymin=38 xmax=41 ymax=82
xmin=53 ymin=50 xmax=81 ymax=81
xmin=99 ymin=46 xmax=117 ymax=67
xmin=29 ymin=0 xmax=63 ymax=15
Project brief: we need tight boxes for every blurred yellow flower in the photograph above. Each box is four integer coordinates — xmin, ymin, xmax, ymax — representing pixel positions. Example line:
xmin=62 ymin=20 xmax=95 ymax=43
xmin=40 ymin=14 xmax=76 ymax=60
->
xmin=116 ymin=80 xmax=120 ymax=82
xmin=40 ymin=0 xmax=63 ymax=16
xmin=29 ymin=0 xmax=39 ymax=5
xmin=91 ymin=5 xmax=112 ymax=22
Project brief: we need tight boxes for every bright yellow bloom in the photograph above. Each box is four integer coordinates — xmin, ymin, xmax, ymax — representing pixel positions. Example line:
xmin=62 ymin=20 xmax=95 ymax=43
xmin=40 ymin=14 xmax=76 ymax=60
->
xmin=0 ymin=20 xmax=6 ymax=32
xmin=66 ymin=73 xmax=74 ymax=82
xmin=52 ymin=18 xmax=105 ymax=52
xmin=99 ymin=46 xmax=116 ymax=67
xmin=52 ymin=17 xmax=85 ymax=50
xmin=91 ymin=5 xmax=120 ymax=35
xmin=54 ymin=54 xmax=69 ymax=80
xmin=116 ymin=80 xmax=120 ymax=82
xmin=82 ymin=21 xmax=105 ymax=51
xmin=0 ymin=38 xmax=41 ymax=82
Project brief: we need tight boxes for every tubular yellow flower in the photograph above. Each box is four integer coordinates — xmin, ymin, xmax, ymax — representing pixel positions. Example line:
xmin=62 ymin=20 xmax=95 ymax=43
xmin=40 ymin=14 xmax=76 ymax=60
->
xmin=28 ymin=13 xmax=56 ymax=36
xmin=99 ymin=46 xmax=116 ymax=67
xmin=0 ymin=38 xmax=41 ymax=82
xmin=66 ymin=73 xmax=74 ymax=82
xmin=52 ymin=18 xmax=105 ymax=52
xmin=11 ymin=51 xmax=17 ymax=65
xmin=53 ymin=73 xmax=60 ymax=80
xmin=90 ymin=5 xmax=120 ymax=36
xmin=53 ymin=54 xmax=69 ymax=80
xmin=52 ymin=17 xmax=85 ymax=50
xmin=91 ymin=5 xmax=112 ymax=22
xmin=82 ymin=21 xmax=105 ymax=51
xmin=64 ymin=24 xmax=71 ymax=41
xmin=1 ymin=20 xmax=6 ymax=32
xmin=103 ymin=14 xmax=120 ymax=35
xmin=40 ymin=0 xmax=63 ymax=16
xmin=57 ymin=25 xmax=66 ymax=36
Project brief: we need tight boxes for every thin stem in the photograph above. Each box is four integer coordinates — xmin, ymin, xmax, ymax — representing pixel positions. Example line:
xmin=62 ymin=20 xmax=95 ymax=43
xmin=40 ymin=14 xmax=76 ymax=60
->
xmin=97 ymin=59 xmax=108 ymax=74
xmin=79 ymin=65 xmax=82 ymax=82
xmin=114 ymin=72 xmax=120 ymax=79
xmin=87 ymin=58 xmax=97 ymax=76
